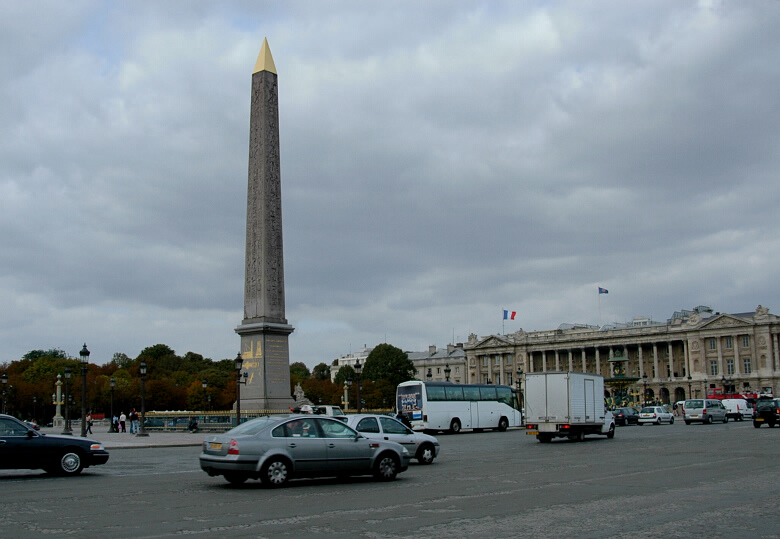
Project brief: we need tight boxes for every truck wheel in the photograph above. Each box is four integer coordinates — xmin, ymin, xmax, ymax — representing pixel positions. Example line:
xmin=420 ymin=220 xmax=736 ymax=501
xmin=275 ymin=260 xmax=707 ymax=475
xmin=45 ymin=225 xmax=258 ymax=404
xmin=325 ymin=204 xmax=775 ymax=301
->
xmin=538 ymin=434 xmax=552 ymax=443
xmin=497 ymin=417 xmax=509 ymax=432
xmin=753 ymin=421 xmax=761 ymax=428
xmin=606 ymin=424 xmax=615 ymax=439
xmin=449 ymin=419 xmax=461 ymax=434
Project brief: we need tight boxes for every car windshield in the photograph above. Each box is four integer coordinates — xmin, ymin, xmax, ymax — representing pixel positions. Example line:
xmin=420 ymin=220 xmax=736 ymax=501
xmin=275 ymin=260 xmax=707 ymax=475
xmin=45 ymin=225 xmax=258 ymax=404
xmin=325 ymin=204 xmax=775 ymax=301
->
xmin=685 ymin=400 xmax=703 ymax=408
xmin=226 ymin=417 xmax=277 ymax=436
xmin=640 ymin=408 xmax=656 ymax=413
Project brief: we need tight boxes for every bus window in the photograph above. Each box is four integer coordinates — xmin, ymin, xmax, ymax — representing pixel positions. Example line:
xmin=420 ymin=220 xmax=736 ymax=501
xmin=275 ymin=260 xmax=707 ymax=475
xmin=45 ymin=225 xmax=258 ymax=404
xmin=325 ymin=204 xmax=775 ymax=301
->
xmin=463 ymin=387 xmax=481 ymax=401
xmin=426 ymin=385 xmax=446 ymax=401
xmin=496 ymin=387 xmax=512 ymax=405
xmin=479 ymin=387 xmax=497 ymax=401
xmin=445 ymin=386 xmax=464 ymax=401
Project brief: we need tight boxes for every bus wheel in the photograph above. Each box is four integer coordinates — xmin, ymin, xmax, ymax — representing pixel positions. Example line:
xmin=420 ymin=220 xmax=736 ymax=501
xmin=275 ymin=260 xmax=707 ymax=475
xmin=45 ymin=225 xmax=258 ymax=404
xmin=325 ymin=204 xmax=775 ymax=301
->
xmin=449 ymin=419 xmax=461 ymax=434
xmin=497 ymin=417 xmax=509 ymax=432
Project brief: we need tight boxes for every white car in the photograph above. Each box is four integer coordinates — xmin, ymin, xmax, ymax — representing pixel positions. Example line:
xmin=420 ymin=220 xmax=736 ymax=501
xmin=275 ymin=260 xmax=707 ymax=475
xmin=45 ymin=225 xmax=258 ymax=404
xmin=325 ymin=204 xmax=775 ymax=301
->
xmin=638 ymin=406 xmax=675 ymax=425
xmin=346 ymin=414 xmax=440 ymax=464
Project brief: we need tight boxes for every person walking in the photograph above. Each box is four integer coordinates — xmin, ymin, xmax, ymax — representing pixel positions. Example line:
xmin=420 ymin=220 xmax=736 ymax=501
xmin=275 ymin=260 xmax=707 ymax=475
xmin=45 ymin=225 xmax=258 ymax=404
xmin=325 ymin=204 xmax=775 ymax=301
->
xmin=129 ymin=408 xmax=140 ymax=433
xmin=85 ymin=411 xmax=93 ymax=434
xmin=112 ymin=414 xmax=119 ymax=433
xmin=119 ymin=411 xmax=127 ymax=433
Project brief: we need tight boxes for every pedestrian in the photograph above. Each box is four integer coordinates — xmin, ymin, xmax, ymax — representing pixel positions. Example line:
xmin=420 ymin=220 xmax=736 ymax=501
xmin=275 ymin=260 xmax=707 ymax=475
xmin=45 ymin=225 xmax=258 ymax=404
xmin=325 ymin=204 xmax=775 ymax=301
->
xmin=112 ymin=415 xmax=119 ymax=433
xmin=119 ymin=411 xmax=127 ymax=433
xmin=129 ymin=408 xmax=139 ymax=433
xmin=85 ymin=411 xmax=93 ymax=434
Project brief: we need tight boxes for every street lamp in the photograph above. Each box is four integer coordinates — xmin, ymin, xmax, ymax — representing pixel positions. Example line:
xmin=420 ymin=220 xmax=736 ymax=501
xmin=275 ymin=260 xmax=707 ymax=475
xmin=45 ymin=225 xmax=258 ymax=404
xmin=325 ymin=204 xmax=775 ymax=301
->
xmin=426 ymin=368 xmax=432 ymax=381
xmin=642 ymin=373 xmax=648 ymax=406
xmin=234 ymin=353 xmax=247 ymax=426
xmin=444 ymin=364 xmax=451 ymax=382
xmin=62 ymin=367 xmax=72 ymax=435
xmin=345 ymin=377 xmax=352 ymax=410
xmin=354 ymin=359 xmax=363 ymax=414
xmin=109 ymin=377 xmax=116 ymax=432
xmin=33 ymin=396 xmax=37 ymax=423
xmin=1 ymin=373 xmax=6 ymax=414
xmin=207 ymin=395 xmax=212 ymax=411
xmin=687 ymin=375 xmax=692 ymax=400
xmin=136 ymin=361 xmax=149 ymax=437
xmin=721 ymin=375 xmax=726 ymax=397
xmin=79 ymin=343 xmax=90 ymax=437
xmin=516 ymin=367 xmax=524 ymax=411
xmin=202 ymin=379 xmax=208 ymax=412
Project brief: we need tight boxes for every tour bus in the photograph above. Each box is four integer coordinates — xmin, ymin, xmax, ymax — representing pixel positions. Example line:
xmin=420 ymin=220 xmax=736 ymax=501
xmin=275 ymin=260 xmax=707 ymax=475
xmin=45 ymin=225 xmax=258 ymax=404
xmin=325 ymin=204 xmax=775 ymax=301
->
xmin=396 ymin=381 xmax=522 ymax=433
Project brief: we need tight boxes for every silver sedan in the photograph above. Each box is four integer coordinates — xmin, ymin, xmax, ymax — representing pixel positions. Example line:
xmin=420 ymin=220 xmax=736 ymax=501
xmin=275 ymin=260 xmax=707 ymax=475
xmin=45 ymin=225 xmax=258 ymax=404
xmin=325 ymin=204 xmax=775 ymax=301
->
xmin=199 ymin=415 xmax=410 ymax=486
xmin=345 ymin=414 xmax=440 ymax=464
xmin=638 ymin=406 xmax=675 ymax=425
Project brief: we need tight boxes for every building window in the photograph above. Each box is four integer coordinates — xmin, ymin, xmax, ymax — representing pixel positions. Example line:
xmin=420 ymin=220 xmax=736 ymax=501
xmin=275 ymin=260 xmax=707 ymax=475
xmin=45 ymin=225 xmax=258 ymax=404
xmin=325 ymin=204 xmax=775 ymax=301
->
xmin=743 ymin=357 xmax=752 ymax=374
xmin=455 ymin=367 xmax=460 ymax=373
xmin=725 ymin=337 xmax=733 ymax=349
xmin=437 ymin=368 xmax=440 ymax=374
xmin=709 ymin=339 xmax=716 ymax=350
xmin=482 ymin=357 xmax=488 ymax=366
xmin=507 ymin=355 xmax=513 ymax=364
xmin=742 ymin=336 xmax=749 ymax=348
xmin=709 ymin=360 xmax=718 ymax=376
xmin=495 ymin=356 xmax=501 ymax=365
xmin=726 ymin=358 xmax=734 ymax=375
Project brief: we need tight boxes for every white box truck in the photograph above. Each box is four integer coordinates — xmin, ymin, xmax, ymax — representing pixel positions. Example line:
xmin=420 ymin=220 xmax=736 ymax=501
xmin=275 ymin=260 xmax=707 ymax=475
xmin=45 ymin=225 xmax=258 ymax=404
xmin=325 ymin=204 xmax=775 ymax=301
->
xmin=524 ymin=371 xmax=615 ymax=443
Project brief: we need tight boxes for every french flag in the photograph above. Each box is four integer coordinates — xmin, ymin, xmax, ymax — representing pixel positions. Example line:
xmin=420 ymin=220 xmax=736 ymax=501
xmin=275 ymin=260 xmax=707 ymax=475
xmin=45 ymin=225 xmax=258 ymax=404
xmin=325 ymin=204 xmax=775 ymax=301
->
xmin=503 ymin=310 xmax=516 ymax=320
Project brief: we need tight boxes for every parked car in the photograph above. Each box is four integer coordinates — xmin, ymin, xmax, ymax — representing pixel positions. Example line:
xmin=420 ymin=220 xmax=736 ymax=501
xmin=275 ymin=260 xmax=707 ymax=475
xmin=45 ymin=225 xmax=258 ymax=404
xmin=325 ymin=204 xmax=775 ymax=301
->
xmin=613 ymin=408 xmax=640 ymax=426
xmin=0 ymin=414 xmax=109 ymax=475
xmin=752 ymin=398 xmax=780 ymax=428
xmin=683 ymin=399 xmax=728 ymax=425
xmin=23 ymin=420 xmax=41 ymax=431
xmin=345 ymin=414 xmax=440 ymax=464
xmin=638 ymin=406 xmax=674 ymax=425
xmin=199 ymin=415 xmax=410 ymax=486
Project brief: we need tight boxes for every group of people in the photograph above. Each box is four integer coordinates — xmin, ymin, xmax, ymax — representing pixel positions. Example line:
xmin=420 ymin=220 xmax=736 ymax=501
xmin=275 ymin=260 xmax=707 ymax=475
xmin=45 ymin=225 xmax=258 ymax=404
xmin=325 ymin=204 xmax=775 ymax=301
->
xmin=111 ymin=409 xmax=140 ymax=433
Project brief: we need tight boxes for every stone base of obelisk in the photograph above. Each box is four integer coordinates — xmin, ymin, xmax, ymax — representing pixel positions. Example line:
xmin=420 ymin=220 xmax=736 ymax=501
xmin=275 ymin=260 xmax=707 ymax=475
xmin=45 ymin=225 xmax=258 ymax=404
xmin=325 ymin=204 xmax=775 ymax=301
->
xmin=235 ymin=321 xmax=296 ymax=412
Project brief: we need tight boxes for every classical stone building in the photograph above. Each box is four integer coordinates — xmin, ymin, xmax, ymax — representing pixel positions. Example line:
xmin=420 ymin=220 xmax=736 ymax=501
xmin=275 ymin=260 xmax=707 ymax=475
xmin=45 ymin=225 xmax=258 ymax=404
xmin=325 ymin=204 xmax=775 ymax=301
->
xmin=408 ymin=344 xmax=467 ymax=383
xmin=464 ymin=305 xmax=780 ymax=403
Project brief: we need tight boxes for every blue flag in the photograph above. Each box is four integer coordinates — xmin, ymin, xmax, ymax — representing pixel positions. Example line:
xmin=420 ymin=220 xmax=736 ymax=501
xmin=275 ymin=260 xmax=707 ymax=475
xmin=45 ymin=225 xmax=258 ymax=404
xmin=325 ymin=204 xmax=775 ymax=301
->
xmin=598 ymin=287 xmax=608 ymax=294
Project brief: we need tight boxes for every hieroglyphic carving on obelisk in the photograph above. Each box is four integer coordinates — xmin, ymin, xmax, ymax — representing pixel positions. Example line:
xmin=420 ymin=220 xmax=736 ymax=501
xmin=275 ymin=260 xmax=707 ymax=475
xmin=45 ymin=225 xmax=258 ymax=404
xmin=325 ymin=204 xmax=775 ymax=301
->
xmin=235 ymin=38 xmax=295 ymax=411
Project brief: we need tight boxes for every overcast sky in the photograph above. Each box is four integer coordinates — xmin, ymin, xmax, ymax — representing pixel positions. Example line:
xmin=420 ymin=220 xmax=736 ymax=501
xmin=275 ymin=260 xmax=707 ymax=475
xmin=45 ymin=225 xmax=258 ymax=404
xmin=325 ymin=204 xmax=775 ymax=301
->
xmin=2 ymin=1 xmax=779 ymax=368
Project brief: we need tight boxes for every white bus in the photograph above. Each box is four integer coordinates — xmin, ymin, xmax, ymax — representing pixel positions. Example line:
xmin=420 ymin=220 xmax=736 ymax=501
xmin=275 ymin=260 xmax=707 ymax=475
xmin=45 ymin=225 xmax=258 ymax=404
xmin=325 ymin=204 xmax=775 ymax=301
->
xmin=396 ymin=381 xmax=522 ymax=433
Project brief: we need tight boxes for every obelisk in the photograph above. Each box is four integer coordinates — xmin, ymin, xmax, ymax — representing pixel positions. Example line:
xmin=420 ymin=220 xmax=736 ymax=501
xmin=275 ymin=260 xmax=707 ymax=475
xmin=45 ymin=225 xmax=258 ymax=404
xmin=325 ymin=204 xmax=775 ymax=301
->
xmin=235 ymin=38 xmax=295 ymax=411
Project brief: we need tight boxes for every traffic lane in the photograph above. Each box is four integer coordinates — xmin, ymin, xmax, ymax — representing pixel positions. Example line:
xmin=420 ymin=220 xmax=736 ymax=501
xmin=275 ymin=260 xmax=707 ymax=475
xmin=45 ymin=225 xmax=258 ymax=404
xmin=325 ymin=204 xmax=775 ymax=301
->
xmin=1 ymin=422 xmax=778 ymax=538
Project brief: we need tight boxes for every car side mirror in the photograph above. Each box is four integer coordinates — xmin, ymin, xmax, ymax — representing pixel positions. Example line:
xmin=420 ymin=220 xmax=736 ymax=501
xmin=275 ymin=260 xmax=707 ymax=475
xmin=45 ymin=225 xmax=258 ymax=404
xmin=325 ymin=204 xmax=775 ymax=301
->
xmin=26 ymin=430 xmax=35 ymax=439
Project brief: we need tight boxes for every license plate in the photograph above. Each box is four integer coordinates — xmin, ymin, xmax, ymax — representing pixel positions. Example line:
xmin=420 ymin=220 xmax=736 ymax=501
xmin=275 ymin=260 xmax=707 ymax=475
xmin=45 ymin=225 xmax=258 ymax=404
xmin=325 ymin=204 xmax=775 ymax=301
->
xmin=526 ymin=431 xmax=539 ymax=435
xmin=690 ymin=415 xmax=699 ymax=418
xmin=756 ymin=418 xmax=764 ymax=422
xmin=209 ymin=442 xmax=222 ymax=450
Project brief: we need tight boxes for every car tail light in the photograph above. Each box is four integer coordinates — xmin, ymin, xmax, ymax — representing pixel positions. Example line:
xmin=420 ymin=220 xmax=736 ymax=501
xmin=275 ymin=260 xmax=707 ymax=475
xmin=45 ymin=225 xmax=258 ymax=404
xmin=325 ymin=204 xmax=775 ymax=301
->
xmin=560 ymin=424 xmax=571 ymax=430
xmin=228 ymin=439 xmax=239 ymax=455
xmin=423 ymin=414 xmax=427 ymax=422
xmin=526 ymin=424 xmax=536 ymax=430
xmin=702 ymin=408 xmax=706 ymax=414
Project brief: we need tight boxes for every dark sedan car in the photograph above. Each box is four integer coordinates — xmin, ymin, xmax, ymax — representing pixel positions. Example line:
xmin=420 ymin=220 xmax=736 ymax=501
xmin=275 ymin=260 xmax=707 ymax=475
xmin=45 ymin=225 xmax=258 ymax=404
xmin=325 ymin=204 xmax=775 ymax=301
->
xmin=753 ymin=398 xmax=780 ymax=428
xmin=0 ymin=414 xmax=109 ymax=475
xmin=613 ymin=407 xmax=640 ymax=426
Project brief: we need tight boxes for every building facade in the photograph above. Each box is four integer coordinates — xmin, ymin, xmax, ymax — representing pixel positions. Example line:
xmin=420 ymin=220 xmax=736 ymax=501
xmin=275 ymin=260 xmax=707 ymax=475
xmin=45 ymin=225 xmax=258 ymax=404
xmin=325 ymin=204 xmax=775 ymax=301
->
xmin=408 ymin=344 xmax=467 ymax=383
xmin=464 ymin=305 xmax=780 ymax=404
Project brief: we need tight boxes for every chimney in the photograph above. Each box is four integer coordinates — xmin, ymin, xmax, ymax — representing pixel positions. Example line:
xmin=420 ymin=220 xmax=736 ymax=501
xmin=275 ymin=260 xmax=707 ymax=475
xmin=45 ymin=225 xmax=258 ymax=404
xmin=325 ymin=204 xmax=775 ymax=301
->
xmin=429 ymin=345 xmax=437 ymax=356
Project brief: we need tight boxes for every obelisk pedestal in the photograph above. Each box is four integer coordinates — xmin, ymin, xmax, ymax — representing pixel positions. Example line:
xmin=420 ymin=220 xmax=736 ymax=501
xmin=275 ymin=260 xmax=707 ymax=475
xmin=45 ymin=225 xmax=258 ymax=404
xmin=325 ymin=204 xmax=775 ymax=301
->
xmin=235 ymin=38 xmax=295 ymax=411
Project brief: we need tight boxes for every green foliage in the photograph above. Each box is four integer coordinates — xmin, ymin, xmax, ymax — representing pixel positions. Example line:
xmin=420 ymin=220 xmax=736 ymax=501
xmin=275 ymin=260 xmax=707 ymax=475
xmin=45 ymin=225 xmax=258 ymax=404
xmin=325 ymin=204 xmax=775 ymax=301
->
xmin=312 ymin=363 xmax=331 ymax=381
xmin=110 ymin=353 xmax=134 ymax=370
xmin=362 ymin=343 xmax=416 ymax=387
xmin=334 ymin=365 xmax=355 ymax=386
xmin=290 ymin=362 xmax=311 ymax=379
xmin=23 ymin=349 xmax=68 ymax=361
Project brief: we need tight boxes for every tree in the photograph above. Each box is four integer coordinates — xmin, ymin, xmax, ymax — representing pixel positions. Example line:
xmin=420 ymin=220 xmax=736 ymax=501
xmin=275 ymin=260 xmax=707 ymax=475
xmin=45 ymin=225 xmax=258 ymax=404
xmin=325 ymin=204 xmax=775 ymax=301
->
xmin=334 ymin=365 xmax=355 ymax=386
xmin=312 ymin=363 xmax=331 ymax=381
xmin=290 ymin=362 xmax=311 ymax=380
xmin=362 ymin=343 xmax=416 ymax=387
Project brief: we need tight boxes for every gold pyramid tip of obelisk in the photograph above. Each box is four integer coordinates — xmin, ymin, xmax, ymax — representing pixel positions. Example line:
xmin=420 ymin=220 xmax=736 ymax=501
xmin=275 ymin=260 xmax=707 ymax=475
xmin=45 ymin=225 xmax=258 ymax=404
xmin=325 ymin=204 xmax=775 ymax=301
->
xmin=253 ymin=38 xmax=277 ymax=74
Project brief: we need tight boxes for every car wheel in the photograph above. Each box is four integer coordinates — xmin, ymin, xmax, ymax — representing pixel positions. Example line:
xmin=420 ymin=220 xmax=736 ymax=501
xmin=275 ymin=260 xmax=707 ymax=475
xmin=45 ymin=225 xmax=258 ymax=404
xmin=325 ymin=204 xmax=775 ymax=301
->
xmin=374 ymin=453 xmax=400 ymax=481
xmin=656 ymin=419 xmax=661 ymax=425
xmin=669 ymin=417 xmax=674 ymax=424
xmin=57 ymin=450 xmax=85 ymax=476
xmin=723 ymin=415 xmax=728 ymax=423
xmin=607 ymin=424 xmax=615 ymax=439
xmin=497 ymin=417 xmax=509 ymax=432
xmin=705 ymin=415 xmax=713 ymax=425
xmin=262 ymin=457 xmax=290 ymax=488
xmin=685 ymin=420 xmax=691 ymax=425
xmin=753 ymin=421 xmax=761 ymax=428
xmin=224 ymin=473 xmax=248 ymax=485
xmin=449 ymin=419 xmax=461 ymax=434
xmin=417 ymin=444 xmax=435 ymax=465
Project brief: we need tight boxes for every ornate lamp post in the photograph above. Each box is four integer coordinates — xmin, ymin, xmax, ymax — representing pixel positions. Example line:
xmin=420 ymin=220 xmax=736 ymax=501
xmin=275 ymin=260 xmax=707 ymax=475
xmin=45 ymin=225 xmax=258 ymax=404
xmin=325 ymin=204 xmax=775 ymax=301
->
xmin=721 ymin=375 xmax=726 ymax=398
xmin=79 ymin=343 xmax=90 ymax=437
xmin=202 ymin=379 xmax=208 ymax=412
xmin=354 ymin=359 xmax=363 ymax=414
xmin=33 ymin=396 xmax=37 ymax=423
xmin=444 ymin=364 xmax=451 ymax=382
xmin=642 ymin=373 xmax=648 ymax=406
xmin=62 ymin=367 xmax=72 ymax=435
xmin=234 ymin=353 xmax=247 ymax=426
xmin=426 ymin=368 xmax=432 ymax=381
xmin=516 ymin=367 xmax=524 ymax=410
xmin=344 ymin=377 xmax=351 ymax=410
xmin=207 ymin=395 xmax=212 ymax=411
xmin=687 ymin=375 xmax=692 ymax=400
xmin=136 ymin=361 xmax=149 ymax=437
xmin=1 ymin=372 xmax=6 ymax=414
xmin=109 ymin=377 xmax=116 ymax=432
